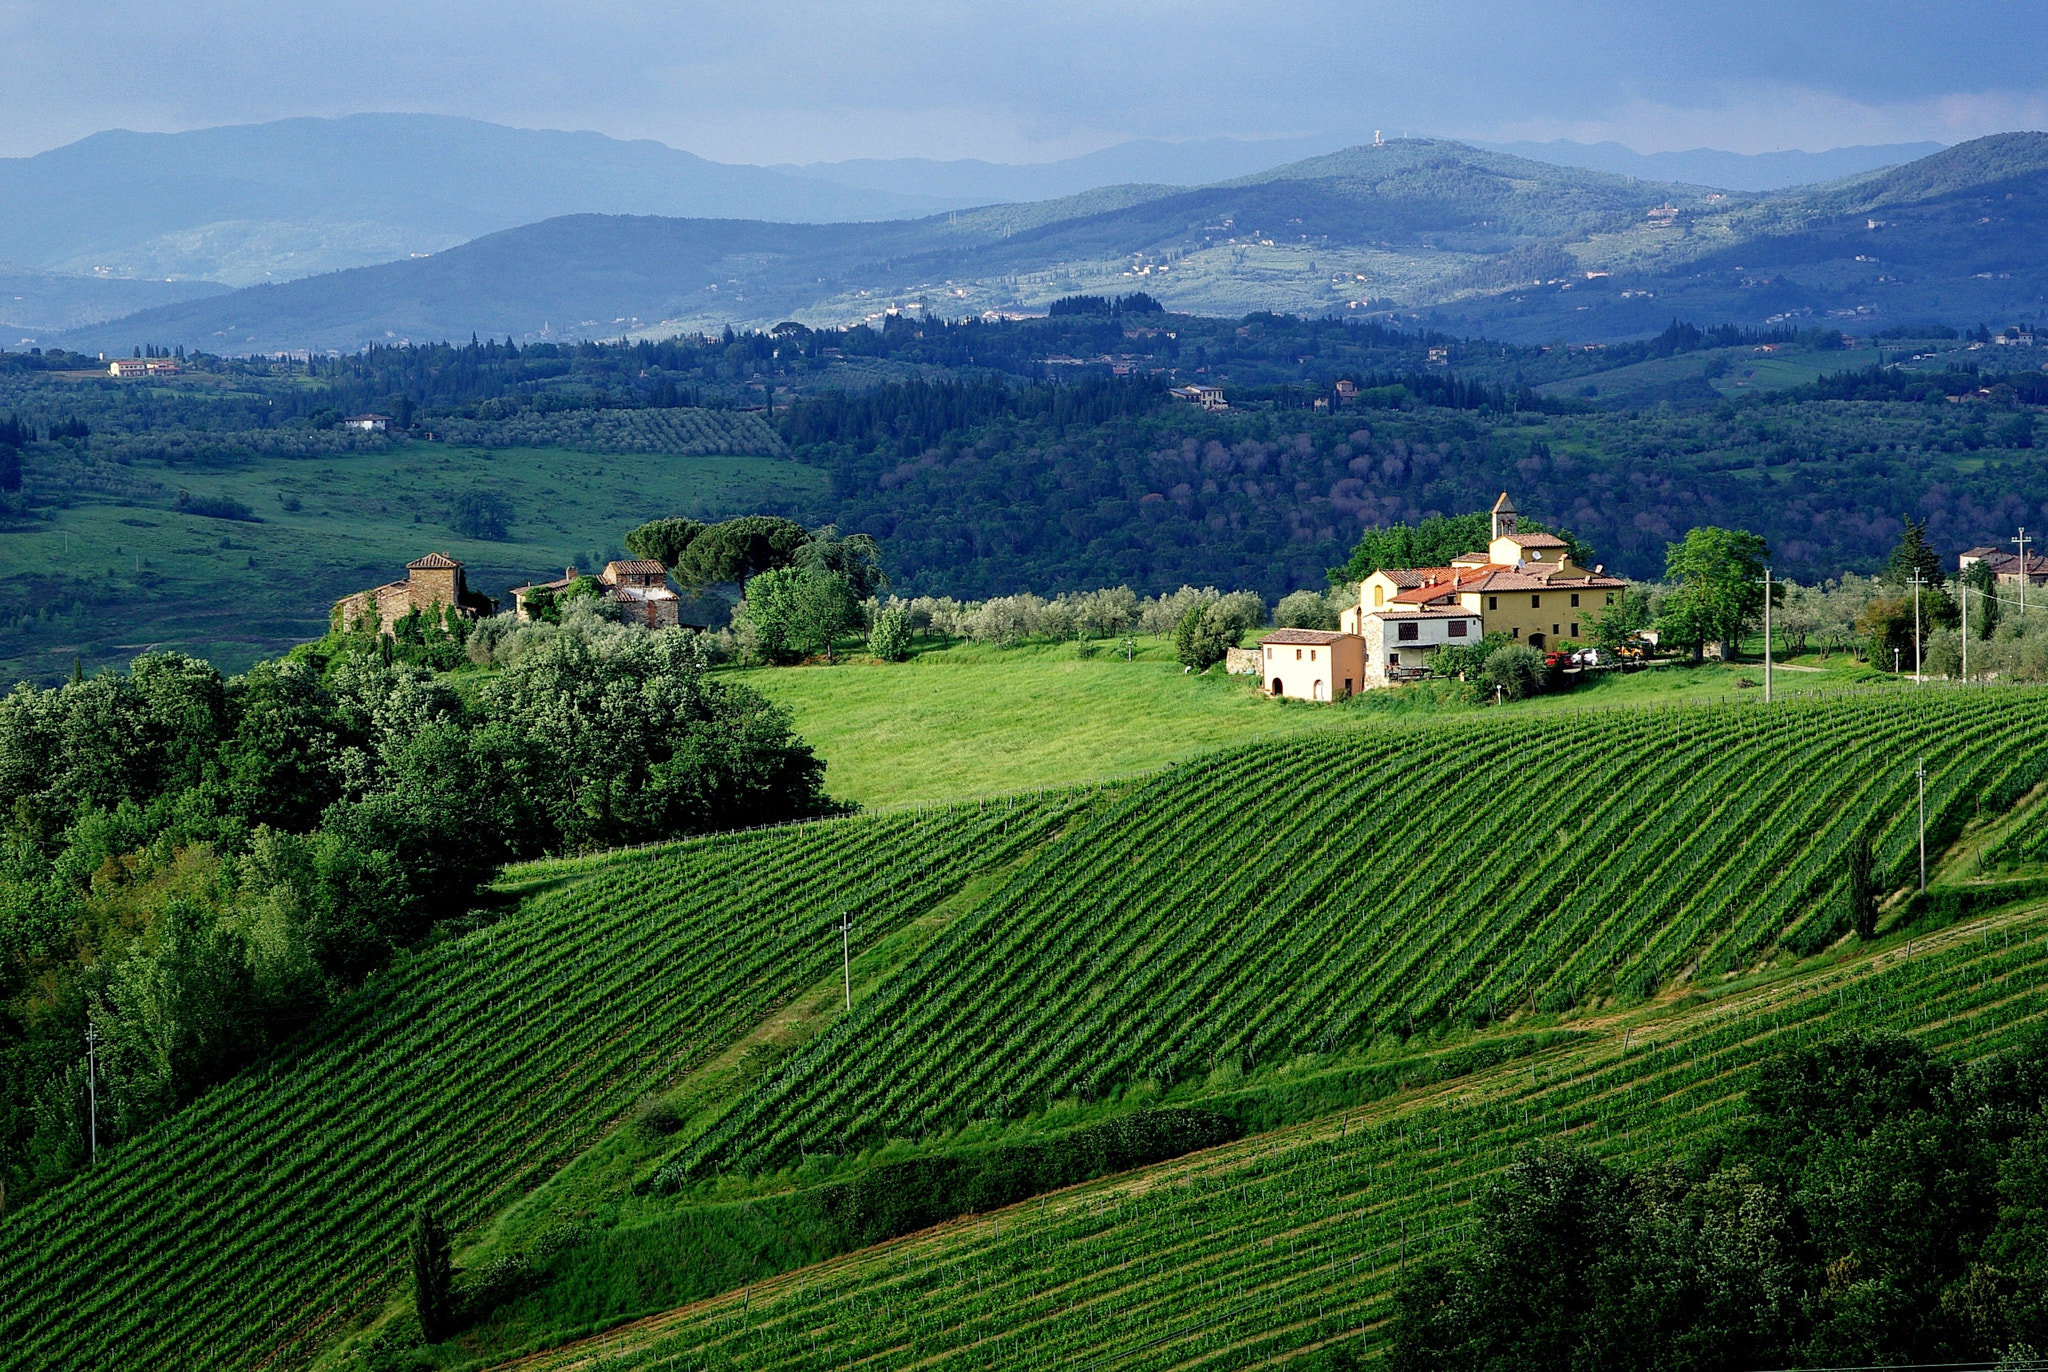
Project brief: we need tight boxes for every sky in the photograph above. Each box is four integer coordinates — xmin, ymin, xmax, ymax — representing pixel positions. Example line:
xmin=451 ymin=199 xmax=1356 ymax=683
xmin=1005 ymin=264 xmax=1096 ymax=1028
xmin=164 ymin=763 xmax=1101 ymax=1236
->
xmin=1 ymin=0 xmax=2044 ymax=163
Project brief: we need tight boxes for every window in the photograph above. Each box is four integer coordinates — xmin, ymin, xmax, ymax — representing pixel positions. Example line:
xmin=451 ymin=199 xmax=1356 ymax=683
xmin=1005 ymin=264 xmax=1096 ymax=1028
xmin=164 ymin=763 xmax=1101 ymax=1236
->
xmin=1570 ymin=622 xmax=1579 ymax=637
xmin=1310 ymin=649 xmax=1318 ymax=661
xmin=1397 ymin=621 xmax=1419 ymax=641
xmin=1570 ymin=593 xmax=1580 ymax=607
xmin=1344 ymin=678 xmax=1353 ymax=694
xmin=1552 ymin=624 xmax=1560 ymax=635
xmin=1488 ymin=595 xmax=1498 ymax=609
xmin=1511 ymin=627 xmax=1520 ymax=638
xmin=1388 ymin=654 xmax=1399 ymax=666
xmin=1449 ymin=620 xmax=1469 ymax=637
xmin=1530 ymin=594 xmax=1541 ymax=608
xmin=1373 ymin=585 xmax=1384 ymax=607
xmin=1264 ymin=646 xmax=1271 ymax=659
xmin=1295 ymin=649 xmax=1302 ymax=660
xmin=1605 ymin=592 xmax=1615 ymax=605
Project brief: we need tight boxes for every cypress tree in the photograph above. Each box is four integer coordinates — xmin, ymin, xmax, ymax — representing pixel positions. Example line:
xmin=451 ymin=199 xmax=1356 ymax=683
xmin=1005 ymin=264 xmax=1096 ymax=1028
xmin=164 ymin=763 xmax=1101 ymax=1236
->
xmin=410 ymin=1207 xmax=454 ymax=1340
xmin=1847 ymin=831 xmax=1879 ymax=940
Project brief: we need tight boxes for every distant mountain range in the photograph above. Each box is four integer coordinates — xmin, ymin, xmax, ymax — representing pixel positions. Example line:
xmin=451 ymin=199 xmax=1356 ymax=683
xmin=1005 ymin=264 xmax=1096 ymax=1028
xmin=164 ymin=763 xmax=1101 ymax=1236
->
xmin=37 ymin=131 xmax=2048 ymax=355
xmin=1474 ymin=139 xmax=1949 ymax=192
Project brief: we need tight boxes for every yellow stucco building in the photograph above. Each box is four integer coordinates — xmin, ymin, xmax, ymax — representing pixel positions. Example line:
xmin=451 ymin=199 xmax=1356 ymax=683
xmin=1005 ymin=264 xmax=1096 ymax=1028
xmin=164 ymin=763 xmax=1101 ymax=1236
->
xmin=1338 ymin=493 xmax=1629 ymax=655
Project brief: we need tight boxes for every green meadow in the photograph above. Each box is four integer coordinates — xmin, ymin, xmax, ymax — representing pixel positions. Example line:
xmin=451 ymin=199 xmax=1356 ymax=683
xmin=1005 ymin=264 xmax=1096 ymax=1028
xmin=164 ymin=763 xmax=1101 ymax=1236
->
xmin=732 ymin=637 xmax=1891 ymax=809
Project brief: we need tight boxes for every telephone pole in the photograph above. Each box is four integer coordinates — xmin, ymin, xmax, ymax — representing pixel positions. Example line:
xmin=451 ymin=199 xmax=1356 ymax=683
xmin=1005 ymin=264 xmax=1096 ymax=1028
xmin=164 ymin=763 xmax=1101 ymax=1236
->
xmin=1917 ymin=758 xmax=1928 ymax=893
xmin=2014 ymin=528 xmax=2031 ymax=618
xmin=1907 ymin=572 xmax=1927 ymax=685
xmin=838 ymin=911 xmax=853 ymax=1012
xmin=85 ymin=1023 xmax=99 ymax=1164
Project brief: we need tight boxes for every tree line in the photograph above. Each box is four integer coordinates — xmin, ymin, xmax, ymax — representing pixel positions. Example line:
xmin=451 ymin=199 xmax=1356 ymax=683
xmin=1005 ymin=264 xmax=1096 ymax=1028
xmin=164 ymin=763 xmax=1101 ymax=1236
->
xmin=0 ymin=622 xmax=835 ymax=1208
xmin=1392 ymin=1032 xmax=2048 ymax=1370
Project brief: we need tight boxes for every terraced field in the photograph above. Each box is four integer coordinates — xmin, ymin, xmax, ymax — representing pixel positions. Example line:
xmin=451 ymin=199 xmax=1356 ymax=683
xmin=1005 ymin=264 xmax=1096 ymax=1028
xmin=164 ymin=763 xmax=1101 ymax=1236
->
xmin=9 ymin=686 xmax=2048 ymax=1371
xmin=507 ymin=904 xmax=2048 ymax=1371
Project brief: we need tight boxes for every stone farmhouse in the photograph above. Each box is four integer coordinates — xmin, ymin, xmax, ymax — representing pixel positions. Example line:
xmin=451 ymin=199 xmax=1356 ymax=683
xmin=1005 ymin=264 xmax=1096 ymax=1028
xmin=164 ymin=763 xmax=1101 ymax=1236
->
xmin=509 ymin=560 xmax=682 ymax=627
xmin=1255 ymin=493 xmax=1630 ymax=698
xmin=333 ymin=553 xmax=492 ymax=634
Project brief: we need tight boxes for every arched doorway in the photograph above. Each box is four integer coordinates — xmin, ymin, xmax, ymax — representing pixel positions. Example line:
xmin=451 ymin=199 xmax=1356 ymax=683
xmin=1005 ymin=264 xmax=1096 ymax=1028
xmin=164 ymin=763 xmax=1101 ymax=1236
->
xmin=1271 ymin=678 xmax=1285 ymax=696
xmin=1313 ymin=679 xmax=1327 ymax=701
xmin=1528 ymin=632 xmax=1546 ymax=650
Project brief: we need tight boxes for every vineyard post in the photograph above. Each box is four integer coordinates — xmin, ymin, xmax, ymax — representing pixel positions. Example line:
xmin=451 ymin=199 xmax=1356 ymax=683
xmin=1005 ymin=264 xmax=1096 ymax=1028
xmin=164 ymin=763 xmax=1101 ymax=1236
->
xmin=839 ymin=911 xmax=853 ymax=1011
xmin=1917 ymin=758 xmax=1927 ymax=893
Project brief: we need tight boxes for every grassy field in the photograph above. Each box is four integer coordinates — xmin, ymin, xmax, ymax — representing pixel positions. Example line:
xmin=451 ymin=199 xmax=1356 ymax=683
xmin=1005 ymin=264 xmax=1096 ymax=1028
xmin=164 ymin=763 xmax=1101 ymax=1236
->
xmin=734 ymin=636 xmax=1890 ymax=809
xmin=0 ymin=441 xmax=825 ymax=682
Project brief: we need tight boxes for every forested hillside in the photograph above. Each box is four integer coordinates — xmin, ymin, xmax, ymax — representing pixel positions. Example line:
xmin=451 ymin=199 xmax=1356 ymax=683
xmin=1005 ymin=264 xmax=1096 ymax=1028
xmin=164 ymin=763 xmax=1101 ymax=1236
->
xmin=9 ymin=686 xmax=2048 ymax=1369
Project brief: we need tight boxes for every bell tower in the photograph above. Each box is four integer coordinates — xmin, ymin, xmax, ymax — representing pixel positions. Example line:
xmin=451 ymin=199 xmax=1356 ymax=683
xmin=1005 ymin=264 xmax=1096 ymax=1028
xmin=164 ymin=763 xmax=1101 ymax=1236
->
xmin=1490 ymin=492 xmax=1518 ymax=541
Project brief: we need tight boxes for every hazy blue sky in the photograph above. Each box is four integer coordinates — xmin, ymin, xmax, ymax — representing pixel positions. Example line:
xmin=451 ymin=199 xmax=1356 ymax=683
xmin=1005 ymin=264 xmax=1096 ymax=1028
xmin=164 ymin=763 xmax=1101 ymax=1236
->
xmin=1 ymin=0 xmax=2042 ymax=162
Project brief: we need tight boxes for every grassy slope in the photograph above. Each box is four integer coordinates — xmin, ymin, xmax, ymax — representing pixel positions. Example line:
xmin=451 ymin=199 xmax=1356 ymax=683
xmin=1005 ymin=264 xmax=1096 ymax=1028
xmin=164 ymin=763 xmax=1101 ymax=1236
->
xmin=0 ymin=440 xmax=825 ymax=681
xmin=737 ymin=636 xmax=1883 ymax=808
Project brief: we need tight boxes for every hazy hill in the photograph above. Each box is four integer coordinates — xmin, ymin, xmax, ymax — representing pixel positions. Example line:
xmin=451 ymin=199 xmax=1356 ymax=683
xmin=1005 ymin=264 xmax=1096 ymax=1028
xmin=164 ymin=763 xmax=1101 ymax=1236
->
xmin=0 ymin=114 xmax=948 ymax=288
xmin=0 ymin=267 xmax=229 ymax=340
xmin=53 ymin=135 xmax=2048 ymax=354
xmin=1479 ymin=138 xmax=1947 ymax=191
xmin=779 ymin=133 xmax=1352 ymax=203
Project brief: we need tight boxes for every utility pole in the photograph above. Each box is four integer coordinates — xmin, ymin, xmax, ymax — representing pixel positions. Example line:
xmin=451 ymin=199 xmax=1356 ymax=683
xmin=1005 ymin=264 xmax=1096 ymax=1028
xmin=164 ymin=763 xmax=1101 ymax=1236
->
xmin=1917 ymin=758 xmax=1928 ymax=893
xmin=838 ymin=911 xmax=853 ymax=1012
xmin=85 ymin=1023 xmax=99 ymax=1164
xmin=1760 ymin=567 xmax=1773 ymax=703
xmin=2014 ymin=528 xmax=2031 ymax=618
xmin=1962 ymin=570 xmax=1969 ymax=683
xmin=1908 ymin=572 xmax=1927 ymax=684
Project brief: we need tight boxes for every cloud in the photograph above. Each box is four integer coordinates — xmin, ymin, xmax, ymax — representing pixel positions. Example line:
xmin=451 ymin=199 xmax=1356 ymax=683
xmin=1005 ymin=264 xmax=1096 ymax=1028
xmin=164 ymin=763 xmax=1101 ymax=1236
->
xmin=0 ymin=0 xmax=2041 ymax=161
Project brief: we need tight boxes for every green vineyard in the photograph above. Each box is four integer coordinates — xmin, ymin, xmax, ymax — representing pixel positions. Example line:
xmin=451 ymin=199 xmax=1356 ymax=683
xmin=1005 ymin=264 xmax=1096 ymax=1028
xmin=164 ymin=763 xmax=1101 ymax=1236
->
xmin=7 ymin=688 xmax=2048 ymax=1370
xmin=0 ymin=795 xmax=1092 ymax=1371
xmin=674 ymin=689 xmax=2048 ymax=1178
xmin=509 ymin=905 xmax=2048 ymax=1371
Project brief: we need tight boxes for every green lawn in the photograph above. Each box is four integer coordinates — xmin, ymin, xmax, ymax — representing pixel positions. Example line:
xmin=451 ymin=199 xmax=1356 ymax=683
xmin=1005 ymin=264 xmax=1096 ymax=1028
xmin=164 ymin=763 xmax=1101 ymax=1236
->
xmin=0 ymin=441 xmax=826 ymax=682
xmin=731 ymin=636 xmax=1902 ymax=809
xmin=733 ymin=638 xmax=1358 ymax=808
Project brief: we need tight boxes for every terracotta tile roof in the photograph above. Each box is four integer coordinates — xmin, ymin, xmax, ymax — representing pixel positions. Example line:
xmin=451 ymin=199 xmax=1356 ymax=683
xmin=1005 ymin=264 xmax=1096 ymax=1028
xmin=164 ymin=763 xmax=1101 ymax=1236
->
xmin=1498 ymin=532 xmax=1567 ymax=548
xmin=406 ymin=552 xmax=463 ymax=570
xmin=1259 ymin=628 xmax=1358 ymax=646
xmin=1365 ymin=607 xmax=1482 ymax=619
xmin=1369 ymin=566 xmax=1458 ymax=588
xmin=606 ymin=559 xmax=669 ymax=576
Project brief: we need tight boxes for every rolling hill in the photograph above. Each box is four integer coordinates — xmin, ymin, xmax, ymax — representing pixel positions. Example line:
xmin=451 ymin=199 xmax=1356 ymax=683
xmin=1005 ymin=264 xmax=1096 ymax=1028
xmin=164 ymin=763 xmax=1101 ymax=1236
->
xmin=7 ymin=687 xmax=2048 ymax=1369
xmin=52 ymin=134 xmax=2048 ymax=355
xmin=0 ymin=114 xmax=949 ymax=293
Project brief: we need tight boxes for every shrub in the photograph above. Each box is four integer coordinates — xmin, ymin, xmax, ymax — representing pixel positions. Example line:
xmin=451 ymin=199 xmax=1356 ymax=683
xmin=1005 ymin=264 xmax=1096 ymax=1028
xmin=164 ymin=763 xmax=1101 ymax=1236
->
xmin=868 ymin=604 xmax=914 ymax=662
xmin=172 ymin=491 xmax=260 ymax=522
xmin=1481 ymin=643 xmax=1546 ymax=701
